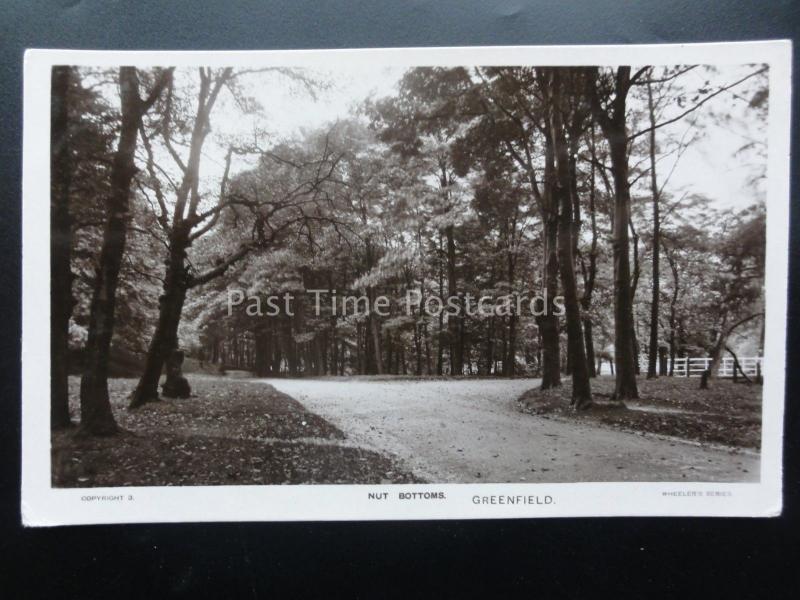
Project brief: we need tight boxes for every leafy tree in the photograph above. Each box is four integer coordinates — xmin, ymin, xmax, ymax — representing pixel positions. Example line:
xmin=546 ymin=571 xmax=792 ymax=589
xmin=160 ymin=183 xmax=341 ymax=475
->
xmin=79 ymin=67 xmax=171 ymax=434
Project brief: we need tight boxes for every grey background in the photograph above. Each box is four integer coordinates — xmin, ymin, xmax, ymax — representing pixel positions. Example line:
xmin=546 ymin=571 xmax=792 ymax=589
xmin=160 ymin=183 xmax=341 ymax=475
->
xmin=1 ymin=1 xmax=798 ymax=597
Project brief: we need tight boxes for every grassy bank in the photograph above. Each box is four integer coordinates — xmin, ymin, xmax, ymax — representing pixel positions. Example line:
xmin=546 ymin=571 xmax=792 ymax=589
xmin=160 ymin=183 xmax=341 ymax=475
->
xmin=518 ymin=376 xmax=761 ymax=450
xmin=52 ymin=375 xmax=421 ymax=487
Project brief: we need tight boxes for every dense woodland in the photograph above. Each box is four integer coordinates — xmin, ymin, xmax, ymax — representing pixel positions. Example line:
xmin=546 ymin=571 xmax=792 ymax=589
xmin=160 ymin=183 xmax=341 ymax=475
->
xmin=50 ymin=63 xmax=767 ymax=434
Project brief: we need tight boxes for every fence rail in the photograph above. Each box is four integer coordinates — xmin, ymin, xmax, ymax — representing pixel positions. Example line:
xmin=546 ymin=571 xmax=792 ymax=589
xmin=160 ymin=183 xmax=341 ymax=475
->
xmin=597 ymin=356 xmax=763 ymax=378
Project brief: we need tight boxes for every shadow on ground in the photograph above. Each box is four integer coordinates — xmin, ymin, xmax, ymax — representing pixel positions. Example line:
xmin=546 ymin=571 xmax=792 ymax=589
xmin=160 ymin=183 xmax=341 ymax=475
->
xmin=52 ymin=375 xmax=422 ymax=487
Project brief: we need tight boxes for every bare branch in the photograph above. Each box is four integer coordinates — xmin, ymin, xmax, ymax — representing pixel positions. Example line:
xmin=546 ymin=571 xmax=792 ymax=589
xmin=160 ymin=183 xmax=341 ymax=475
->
xmin=629 ymin=66 xmax=768 ymax=141
xmin=137 ymin=123 xmax=170 ymax=230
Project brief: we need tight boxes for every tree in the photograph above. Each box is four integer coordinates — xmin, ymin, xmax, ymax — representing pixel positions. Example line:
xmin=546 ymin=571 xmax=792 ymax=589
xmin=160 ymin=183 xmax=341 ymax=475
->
xmin=370 ymin=68 xmax=472 ymax=375
xmin=645 ymin=76 xmax=661 ymax=379
xmin=699 ymin=207 xmax=765 ymax=387
xmin=579 ymin=119 xmax=602 ymax=377
xmin=79 ymin=67 xmax=171 ymax=434
xmin=463 ymin=67 xmax=563 ymax=388
xmin=130 ymin=67 xmax=242 ymax=407
xmin=585 ymin=66 xmax=640 ymax=401
xmin=547 ymin=68 xmax=592 ymax=407
xmin=129 ymin=71 xmax=346 ymax=407
xmin=51 ymin=67 xmax=121 ymax=427
xmin=50 ymin=66 xmax=75 ymax=429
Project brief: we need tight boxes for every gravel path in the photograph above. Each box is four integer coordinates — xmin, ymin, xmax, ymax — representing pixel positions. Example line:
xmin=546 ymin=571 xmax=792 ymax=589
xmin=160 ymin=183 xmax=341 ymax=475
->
xmin=259 ymin=378 xmax=760 ymax=483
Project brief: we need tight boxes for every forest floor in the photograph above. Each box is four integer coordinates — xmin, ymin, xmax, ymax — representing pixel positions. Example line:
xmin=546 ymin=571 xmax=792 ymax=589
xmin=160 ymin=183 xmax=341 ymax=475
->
xmin=518 ymin=376 xmax=762 ymax=450
xmin=263 ymin=377 xmax=759 ymax=483
xmin=52 ymin=375 xmax=422 ymax=487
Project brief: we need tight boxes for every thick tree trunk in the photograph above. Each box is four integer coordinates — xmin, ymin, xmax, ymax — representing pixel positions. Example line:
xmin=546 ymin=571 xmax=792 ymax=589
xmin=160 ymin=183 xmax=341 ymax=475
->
xmin=581 ymin=119 xmax=599 ymax=379
xmin=589 ymin=67 xmax=639 ymax=401
xmin=550 ymin=69 xmax=591 ymax=408
xmin=646 ymin=80 xmax=661 ymax=379
xmin=50 ymin=66 xmax=74 ymax=430
xmin=612 ymin=191 xmax=640 ymax=399
xmin=538 ymin=214 xmax=562 ymax=389
xmin=79 ymin=68 xmax=146 ymax=434
xmin=129 ymin=231 xmax=189 ymax=407
xmin=537 ymin=123 xmax=562 ymax=390
xmin=162 ymin=349 xmax=191 ymax=398
xmin=701 ymin=334 xmax=727 ymax=390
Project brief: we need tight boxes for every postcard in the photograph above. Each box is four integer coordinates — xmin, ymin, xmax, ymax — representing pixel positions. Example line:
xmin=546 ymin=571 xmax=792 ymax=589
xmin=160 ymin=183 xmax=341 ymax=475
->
xmin=21 ymin=41 xmax=790 ymax=524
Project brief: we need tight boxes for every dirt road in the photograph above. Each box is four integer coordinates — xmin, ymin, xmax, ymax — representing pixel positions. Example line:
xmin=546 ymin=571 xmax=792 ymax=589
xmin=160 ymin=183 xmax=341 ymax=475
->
xmin=260 ymin=378 xmax=759 ymax=483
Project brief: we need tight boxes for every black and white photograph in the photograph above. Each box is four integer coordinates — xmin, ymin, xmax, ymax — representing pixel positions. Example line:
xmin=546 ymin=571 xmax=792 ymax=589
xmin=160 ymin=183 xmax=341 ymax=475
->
xmin=21 ymin=43 xmax=790 ymax=523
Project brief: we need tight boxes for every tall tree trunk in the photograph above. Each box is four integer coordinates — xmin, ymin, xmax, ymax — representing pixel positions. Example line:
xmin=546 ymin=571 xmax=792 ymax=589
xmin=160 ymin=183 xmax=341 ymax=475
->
xmin=79 ymin=68 xmax=147 ymax=434
xmin=587 ymin=66 xmax=639 ymax=401
xmin=130 ymin=229 xmax=189 ymax=407
xmin=79 ymin=67 xmax=169 ymax=428
xmin=363 ymin=237 xmax=383 ymax=375
xmin=646 ymin=79 xmax=661 ymax=379
xmin=581 ymin=119 xmax=600 ymax=378
xmin=505 ymin=313 xmax=517 ymax=377
xmin=413 ymin=314 xmax=423 ymax=376
xmin=666 ymin=247 xmax=679 ymax=376
xmin=609 ymin=128 xmax=638 ymax=392
xmin=445 ymin=224 xmax=462 ymax=375
xmin=629 ymin=219 xmax=641 ymax=376
xmin=550 ymin=69 xmax=592 ymax=408
xmin=439 ymin=162 xmax=464 ymax=377
xmin=50 ymin=66 xmax=75 ymax=430
xmin=537 ymin=124 xmax=562 ymax=390
xmin=538 ymin=213 xmax=561 ymax=388
xmin=436 ymin=233 xmax=445 ymax=375
xmin=504 ymin=246 xmax=517 ymax=377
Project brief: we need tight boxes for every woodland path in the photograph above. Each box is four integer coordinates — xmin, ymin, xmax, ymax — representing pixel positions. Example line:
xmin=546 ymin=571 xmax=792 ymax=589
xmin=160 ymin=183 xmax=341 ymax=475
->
xmin=259 ymin=378 xmax=759 ymax=483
